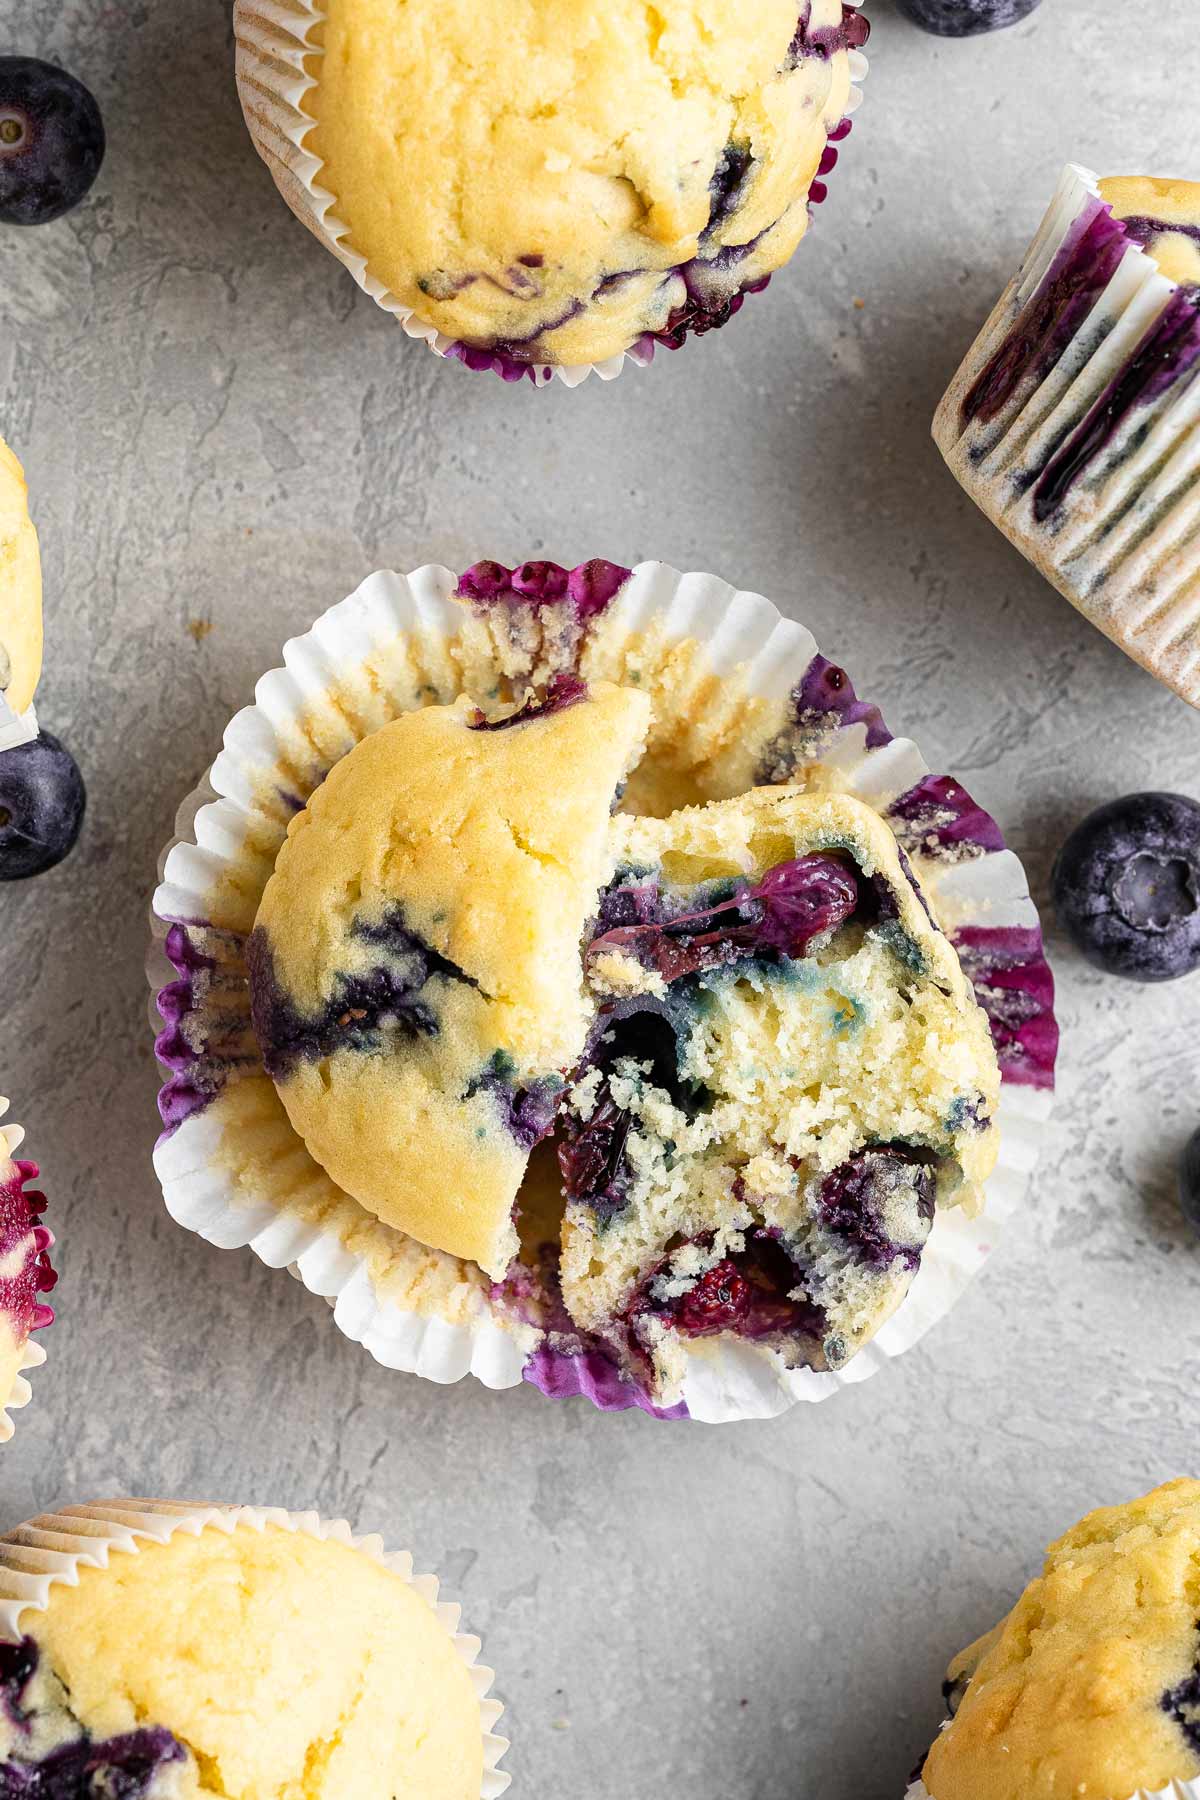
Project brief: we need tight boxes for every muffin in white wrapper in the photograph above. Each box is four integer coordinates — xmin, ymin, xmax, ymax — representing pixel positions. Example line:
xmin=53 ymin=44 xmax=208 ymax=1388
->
xmin=0 ymin=1498 xmax=509 ymax=1798
xmin=232 ymin=0 xmax=868 ymax=387
xmin=0 ymin=1100 xmax=55 ymax=1444
xmin=908 ymin=1784 xmax=1200 ymax=1800
xmin=934 ymin=163 xmax=1200 ymax=707
xmin=148 ymin=559 xmax=1057 ymax=1424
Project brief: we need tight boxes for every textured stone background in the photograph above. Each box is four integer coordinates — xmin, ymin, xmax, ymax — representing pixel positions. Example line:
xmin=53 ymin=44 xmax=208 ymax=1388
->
xmin=2 ymin=1 xmax=1198 ymax=1794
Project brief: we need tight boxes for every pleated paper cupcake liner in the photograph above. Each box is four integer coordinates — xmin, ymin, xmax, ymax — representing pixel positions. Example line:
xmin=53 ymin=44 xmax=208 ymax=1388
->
xmin=0 ymin=1102 xmax=53 ymax=1445
xmin=0 ymin=1498 xmax=510 ymax=1798
xmin=0 ymin=694 xmax=38 ymax=753
xmin=232 ymin=0 xmax=868 ymax=387
xmin=147 ymin=559 xmax=1056 ymax=1423
xmin=934 ymin=162 xmax=1200 ymax=707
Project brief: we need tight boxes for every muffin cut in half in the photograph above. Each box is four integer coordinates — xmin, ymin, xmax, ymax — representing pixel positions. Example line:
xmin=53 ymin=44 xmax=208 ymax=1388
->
xmin=247 ymin=683 xmax=1001 ymax=1406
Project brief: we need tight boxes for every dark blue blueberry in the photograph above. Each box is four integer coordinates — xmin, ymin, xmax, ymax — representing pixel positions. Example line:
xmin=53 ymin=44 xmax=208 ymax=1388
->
xmin=1162 ymin=1658 xmax=1200 ymax=1753
xmin=1179 ymin=1125 xmax=1200 ymax=1237
xmin=0 ymin=57 xmax=105 ymax=226
xmin=0 ymin=1640 xmax=184 ymax=1798
xmin=816 ymin=1147 xmax=936 ymax=1271
xmin=1052 ymin=793 xmax=1200 ymax=982
xmin=896 ymin=0 xmax=1043 ymax=33
xmin=0 ymin=732 xmax=85 ymax=881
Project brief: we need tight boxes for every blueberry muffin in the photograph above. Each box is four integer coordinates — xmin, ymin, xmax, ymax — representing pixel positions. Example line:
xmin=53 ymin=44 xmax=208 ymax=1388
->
xmin=917 ymin=1480 xmax=1200 ymax=1800
xmin=245 ymin=665 xmax=1000 ymax=1407
xmin=558 ymin=787 xmax=999 ymax=1404
xmin=0 ymin=435 xmax=42 ymax=721
xmin=248 ymin=680 xmax=651 ymax=1278
xmin=0 ymin=1502 xmax=496 ymax=1799
xmin=0 ymin=1104 xmax=54 ymax=1439
xmin=236 ymin=0 xmax=867 ymax=376
xmin=157 ymin=558 xmax=1056 ymax=1418
xmin=934 ymin=167 xmax=1200 ymax=707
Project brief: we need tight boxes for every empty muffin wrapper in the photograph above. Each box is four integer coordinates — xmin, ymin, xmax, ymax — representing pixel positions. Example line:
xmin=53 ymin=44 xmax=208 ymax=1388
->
xmin=147 ymin=559 xmax=1056 ymax=1424
xmin=232 ymin=0 xmax=868 ymax=388
xmin=0 ymin=1498 xmax=510 ymax=1797
xmin=934 ymin=162 xmax=1200 ymax=707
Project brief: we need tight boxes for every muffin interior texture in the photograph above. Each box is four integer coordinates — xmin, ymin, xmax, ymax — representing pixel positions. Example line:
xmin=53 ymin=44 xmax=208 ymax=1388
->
xmin=0 ymin=1524 xmax=483 ymax=1800
xmin=300 ymin=0 xmax=865 ymax=367
xmin=245 ymin=651 xmax=1001 ymax=1406
xmin=922 ymin=1479 xmax=1200 ymax=1800
xmin=556 ymin=788 xmax=999 ymax=1403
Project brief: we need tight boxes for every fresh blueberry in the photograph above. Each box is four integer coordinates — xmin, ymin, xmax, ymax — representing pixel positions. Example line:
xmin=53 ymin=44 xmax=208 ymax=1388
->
xmin=1052 ymin=793 xmax=1200 ymax=982
xmin=0 ymin=731 xmax=85 ymax=880
xmin=1180 ymin=1127 xmax=1200 ymax=1237
xmin=895 ymin=0 xmax=1043 ymax=35
xmin=0 ymin=56 xmax=105 ymax=226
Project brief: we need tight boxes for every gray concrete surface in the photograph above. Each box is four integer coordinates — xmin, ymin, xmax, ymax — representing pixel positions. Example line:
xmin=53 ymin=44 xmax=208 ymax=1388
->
xmin=2 ymin=1 xmax=1198 ymax=1793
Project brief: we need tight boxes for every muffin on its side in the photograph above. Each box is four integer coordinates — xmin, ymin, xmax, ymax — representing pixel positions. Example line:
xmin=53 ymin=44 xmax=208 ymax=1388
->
xmin=559 ymin=788 xmax=1000 ymax=1405
xmin=236 ymin=0 xmax=868 ymax=377
xmin=0 ymin=1500 xmax=504 ymax=1799
xmin=915 ymin=1480 xmax=1200 ymax=1800
xmin=934 ymin=165 xmax=1200 ymax=707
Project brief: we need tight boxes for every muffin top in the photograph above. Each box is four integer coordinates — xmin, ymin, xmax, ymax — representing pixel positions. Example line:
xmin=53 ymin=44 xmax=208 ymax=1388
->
xmin=1099 ymin=174 xmax=1200 ymax=287
xmin=922 ymin=1479 xmax=1200 ymax=1800
xmin=302 ymin=0 xmax=864 ymax=367
xmin=0 ymin=436 xmax=43 ymax=719
xmin=248 ymin=679 xmax=650 ymax=1277
xmin=0 ymin=1518 xmax=484 ymax=1799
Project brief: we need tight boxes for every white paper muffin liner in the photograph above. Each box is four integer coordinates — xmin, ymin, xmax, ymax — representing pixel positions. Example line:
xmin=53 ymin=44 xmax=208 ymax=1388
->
xmin=0 ymin=1498 xmax=510 ymax=1797
xmin=232 ymin=0 xmax=868 ymax=388
xmin=147 ymin=560 xmax=1056 ymax=1423
xmin=934 ymin=163 xmax=1200 ymax=707
xmin=0 ymin=1101 xmax=50 ymax=1446
xmin=0 ymin=695 xmax=38 ymax=753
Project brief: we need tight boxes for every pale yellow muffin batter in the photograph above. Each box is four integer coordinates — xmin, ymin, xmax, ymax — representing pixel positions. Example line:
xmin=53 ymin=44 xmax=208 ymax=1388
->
xmin=0 ymin=1520 xmax=484 ymax=1799
xmin=1100 ymin=175 xmax=1200 ymax=287
xmin=301 ymin=0 xmax=859 ymax=366
xmin=922 ymin=1480 xmax=1200 ymax=1800
xmin=0 ymin=437 xmax=42 ymax=718
xmin=249 ymin=681 xmax=651 ymax=1277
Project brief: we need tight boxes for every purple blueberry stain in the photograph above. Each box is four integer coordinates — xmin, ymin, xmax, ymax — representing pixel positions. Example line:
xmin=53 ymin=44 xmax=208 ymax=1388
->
xmin=458 ymin=559 xmax=631 ymax=623
xmin=246 ymin=907 xmax=479 ymax=1082
xmin=888 ymin=775 xmax=1006 ymax=860
xmin=467 ymin=672 xmax=588 ymax=731
xmin=815 ymin=1148 xmax=936 ymax=1272
xmin=0 ymin=1638 xmax=186 ymax=1797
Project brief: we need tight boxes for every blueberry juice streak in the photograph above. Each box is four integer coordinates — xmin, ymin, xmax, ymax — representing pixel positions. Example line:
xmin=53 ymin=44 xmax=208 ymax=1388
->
xmin=960 ymin=191 xmax=1200 ymax=514
xmin=0 ymin=1637 xmax=185 ymax=1797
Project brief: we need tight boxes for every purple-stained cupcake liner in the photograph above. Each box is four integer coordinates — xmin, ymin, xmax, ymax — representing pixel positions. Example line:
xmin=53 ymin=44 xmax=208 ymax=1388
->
xmin=0 ymin=1104 xmax=55 ymax=1443
xmin=0 ymin=1500 xmax=511 ymax=1799
xmin=233 ymin=0 xmax=868 ymax=388
xmin=148 ymin=559 xmax=1056 ymax=1424
xmin=934 ymin=164 xmax=1200 ymax=708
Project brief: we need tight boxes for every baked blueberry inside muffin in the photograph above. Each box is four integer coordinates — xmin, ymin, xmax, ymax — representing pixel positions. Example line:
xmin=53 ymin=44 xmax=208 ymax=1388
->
xmin=247 ymin=682 xmax=1000 ymax=1406
xmin=558 ymin=789 xmax=999 ymax=1403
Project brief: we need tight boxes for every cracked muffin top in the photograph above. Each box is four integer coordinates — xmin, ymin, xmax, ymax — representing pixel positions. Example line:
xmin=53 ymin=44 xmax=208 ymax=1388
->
xmin=0 ymin=1519 xmax=484 ymax=1799
xmin=921 ymin=1479 xmax=1200 ymax=1800
xmin=248 ymin=680 xmax=651 ymax=1278
xmin=0 ymin=437 xmax=42 ymax=720
xmin=299 ymin=0 xmax=866 ymax=368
